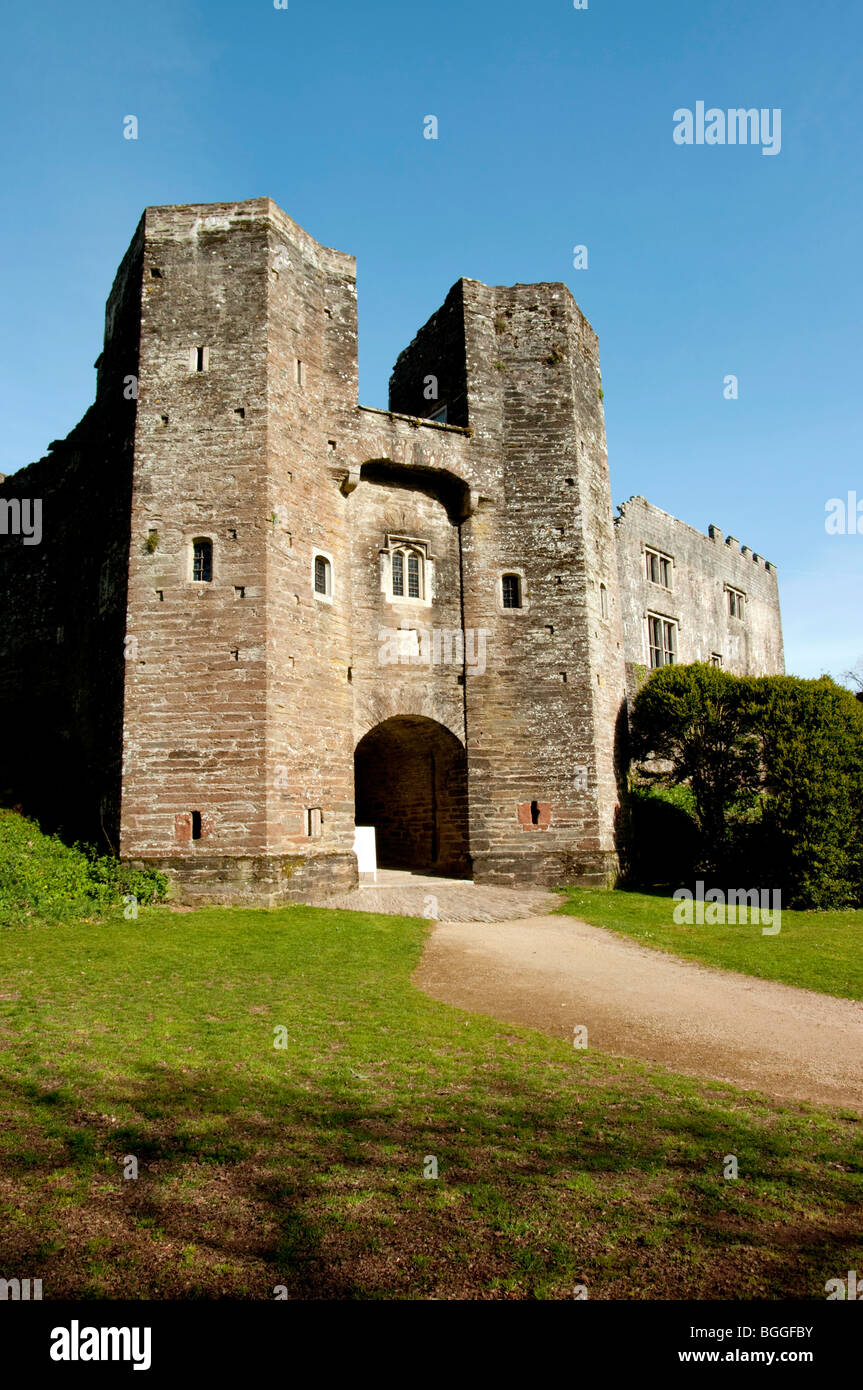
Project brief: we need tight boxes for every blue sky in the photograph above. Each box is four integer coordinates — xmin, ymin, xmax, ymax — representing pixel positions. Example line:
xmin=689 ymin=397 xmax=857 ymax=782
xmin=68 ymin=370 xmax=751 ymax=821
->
xmin=1 ymin=0 xmax=861 ymax=681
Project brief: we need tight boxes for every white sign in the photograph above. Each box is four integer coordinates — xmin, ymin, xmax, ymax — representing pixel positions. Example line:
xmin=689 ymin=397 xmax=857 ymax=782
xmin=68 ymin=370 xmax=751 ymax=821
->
xmin=354 ymin=826 xmax=377 ymax=883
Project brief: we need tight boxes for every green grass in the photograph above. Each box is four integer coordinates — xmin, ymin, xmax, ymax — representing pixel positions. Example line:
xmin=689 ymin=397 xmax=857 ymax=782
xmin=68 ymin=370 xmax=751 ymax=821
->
xmin=558 ymin=888 xmax=863 ymax=1000
xmin=0 ymin=902 xmax=861 ymax=1300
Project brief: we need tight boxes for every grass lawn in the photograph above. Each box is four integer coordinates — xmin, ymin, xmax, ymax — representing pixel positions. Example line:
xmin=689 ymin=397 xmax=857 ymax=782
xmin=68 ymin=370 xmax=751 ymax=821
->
xmin=1 ymin=903 xmax=861 ymax=1300
xmin=558 ymin=888 xmax=863 ymax=1001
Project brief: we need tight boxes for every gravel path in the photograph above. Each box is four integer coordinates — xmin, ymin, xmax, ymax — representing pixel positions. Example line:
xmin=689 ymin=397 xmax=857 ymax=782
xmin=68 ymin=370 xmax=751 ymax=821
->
xmin=414 ymin=914 xmax=863 ymax=1112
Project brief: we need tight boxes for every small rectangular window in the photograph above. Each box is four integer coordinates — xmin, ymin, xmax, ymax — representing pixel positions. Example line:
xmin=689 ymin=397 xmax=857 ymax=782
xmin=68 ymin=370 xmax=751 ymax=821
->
xmin=191 ymin=811 xmax=202 ymax=841
xmin=645 ymin=547 xmax=673 ymax=588
xmin=192 ymin=538 xmax=213 ymax=583
xmin=711 ymin=652 xmax=723 ymax=667
xmin=392 ymin=551 xmax=404 ymax=596
xmin=502 ymin=574 xmax=522 ymax=609
xmin=305 ymin=807 xmax=322 ymax=838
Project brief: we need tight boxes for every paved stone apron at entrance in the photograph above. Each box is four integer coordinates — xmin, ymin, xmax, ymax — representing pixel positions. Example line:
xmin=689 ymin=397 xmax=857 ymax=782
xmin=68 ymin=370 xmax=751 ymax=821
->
xmin=316 ymin=870 xmax=560 ymax=923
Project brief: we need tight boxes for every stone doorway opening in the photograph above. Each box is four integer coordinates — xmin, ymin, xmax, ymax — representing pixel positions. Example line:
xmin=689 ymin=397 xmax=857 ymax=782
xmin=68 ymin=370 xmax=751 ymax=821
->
xmin=354 ymin=716 xmax=471 ymax=878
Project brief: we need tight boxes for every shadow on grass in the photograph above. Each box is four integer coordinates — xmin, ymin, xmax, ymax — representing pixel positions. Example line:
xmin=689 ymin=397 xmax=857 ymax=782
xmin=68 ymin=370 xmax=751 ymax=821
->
xmin=2 ymin=1055 xmax=862 ymax=1300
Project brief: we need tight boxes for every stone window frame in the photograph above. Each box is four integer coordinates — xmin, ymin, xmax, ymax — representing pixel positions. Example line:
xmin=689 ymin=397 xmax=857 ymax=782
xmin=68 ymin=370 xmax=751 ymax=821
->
xmin=187 ymin=532 xmax=217 ymax=585
xmin=644 ymin=545 xmax=674 ymax=590
xmin=497 ymin=568 xmax=529 ymax=615
xmin=726 ymin=583 xmax=746 ymax=621
xmin=188 ymin=345 xmax=210 ymax=373
xmin=312 ymin=548 xmax=334 ymax=604
xmin=711 ymin=652 xmax=723 ymax=667
xmin=599 ymin=581 xmax=609 ymax=619
xmin=381 ymin=535 xmax=433 ymax=609
xmin=646 ymin=610 xmax=678 ymax=669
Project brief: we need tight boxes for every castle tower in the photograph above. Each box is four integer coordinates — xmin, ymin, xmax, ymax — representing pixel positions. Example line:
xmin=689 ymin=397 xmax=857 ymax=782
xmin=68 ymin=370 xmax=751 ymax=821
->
xmin=390 ymin=279 xmax=627 ymax=886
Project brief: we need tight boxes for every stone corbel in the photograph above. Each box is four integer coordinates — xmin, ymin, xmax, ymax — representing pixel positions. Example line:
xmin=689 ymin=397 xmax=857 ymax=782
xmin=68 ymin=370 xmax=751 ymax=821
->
xmin=341 ymin=465 xmax=361 ymax=496
xmin=460 ymin=487 xmax=481 ymax=519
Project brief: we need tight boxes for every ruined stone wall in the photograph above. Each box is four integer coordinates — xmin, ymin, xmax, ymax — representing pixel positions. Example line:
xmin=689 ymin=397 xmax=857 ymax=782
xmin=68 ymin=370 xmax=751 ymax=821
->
xmin=390 ymin=282 xmax=468 ymax=427
xmin=0 ymin=222 xmax=143 ymax=845
xmin=614 ymin=495 xmax=784 ymax=705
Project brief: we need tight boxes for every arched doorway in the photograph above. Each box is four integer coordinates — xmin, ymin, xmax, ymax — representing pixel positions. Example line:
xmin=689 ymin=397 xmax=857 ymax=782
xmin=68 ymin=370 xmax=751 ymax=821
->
xmin=354 ymin=716 xmax=471 ymax=878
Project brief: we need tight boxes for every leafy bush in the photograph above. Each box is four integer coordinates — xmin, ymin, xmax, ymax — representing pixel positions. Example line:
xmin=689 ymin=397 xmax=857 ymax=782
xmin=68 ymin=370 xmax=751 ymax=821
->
xmin=0 ymin=810 xmax=168 ymax=924
xmin=629 ymin=663 xmax=762 ymax=874
xmin=627 ymin=665 xmax=863 ymax=909
xmin=619 ymin=784 xmax=701 ymax=890
xmin=747 ymin=676 xmax=863 ymax=908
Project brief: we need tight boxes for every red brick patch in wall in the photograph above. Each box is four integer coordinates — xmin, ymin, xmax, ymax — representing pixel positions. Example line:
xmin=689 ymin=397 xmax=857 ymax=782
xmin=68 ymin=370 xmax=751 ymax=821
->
xmin=517 ymin=801 xmax=551 ymax=830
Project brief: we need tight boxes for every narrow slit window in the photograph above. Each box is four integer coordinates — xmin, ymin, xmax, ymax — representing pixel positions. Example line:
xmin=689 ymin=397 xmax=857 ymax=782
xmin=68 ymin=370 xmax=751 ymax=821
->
xmin=196 ymin=346 xmax=206 ymax=372
xmin=600 ymin=582 xmax=609 ymax=618
xmin=530 ymin=800 xmax=541 ymax=826
xmin=392 ymin=551 xmax=404 ymax=596
xmin=191 ymin=811 xmax=202 ymax=841
xmin=192 ymin=538 xmax=213 ymax=583
xmin=502 ymin=573 xmax=522 ymax=609
xmin=314 ymin=554 xmax=331 ymax=597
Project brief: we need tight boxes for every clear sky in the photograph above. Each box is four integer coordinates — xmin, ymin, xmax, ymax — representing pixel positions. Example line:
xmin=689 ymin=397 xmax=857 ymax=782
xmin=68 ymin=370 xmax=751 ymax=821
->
xmin=1 ymin=0 xmax=860 ymax=682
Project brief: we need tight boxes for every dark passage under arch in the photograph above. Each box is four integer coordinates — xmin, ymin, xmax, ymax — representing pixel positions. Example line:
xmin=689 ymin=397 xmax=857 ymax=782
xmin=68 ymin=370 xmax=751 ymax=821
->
xmin=354 ymin=716 xmax=471 ymax=878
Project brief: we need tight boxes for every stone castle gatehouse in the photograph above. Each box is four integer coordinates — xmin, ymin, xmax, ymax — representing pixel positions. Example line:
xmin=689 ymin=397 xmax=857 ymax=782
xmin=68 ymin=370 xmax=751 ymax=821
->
xmin=0 ymin=199 xmax=784 ymax=903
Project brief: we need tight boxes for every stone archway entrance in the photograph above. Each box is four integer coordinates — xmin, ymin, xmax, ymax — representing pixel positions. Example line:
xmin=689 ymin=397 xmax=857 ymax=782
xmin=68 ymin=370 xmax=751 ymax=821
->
xmin=354 ymin=716 xmax=471 ymax=878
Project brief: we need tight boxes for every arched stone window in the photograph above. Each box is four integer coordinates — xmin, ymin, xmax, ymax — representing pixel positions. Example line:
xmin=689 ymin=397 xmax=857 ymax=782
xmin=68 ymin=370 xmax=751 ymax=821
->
xmin=600 ymin=582 xmax=608 ymax=618
xmin=314 ymin=553 xmax=332 ymax=598
xmin=392 ymin=551 xmax=404 ymax=596
xmin=386 ymin=539 xmax=429 ymax=604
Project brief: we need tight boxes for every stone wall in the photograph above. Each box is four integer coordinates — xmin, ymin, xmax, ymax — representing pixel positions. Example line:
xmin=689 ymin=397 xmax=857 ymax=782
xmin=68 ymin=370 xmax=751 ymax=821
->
xmin=615 ymin=495 xmax=784 ymax=704
xmin=0 ymin=220 xmax=143 ymax=846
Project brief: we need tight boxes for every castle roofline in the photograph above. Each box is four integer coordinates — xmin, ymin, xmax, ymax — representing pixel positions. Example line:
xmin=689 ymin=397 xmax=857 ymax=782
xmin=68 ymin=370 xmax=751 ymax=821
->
xmin=141 ymin=197 xmax=356 ymax=276
xmin=616 ymin=494 xmax=777 ymax=573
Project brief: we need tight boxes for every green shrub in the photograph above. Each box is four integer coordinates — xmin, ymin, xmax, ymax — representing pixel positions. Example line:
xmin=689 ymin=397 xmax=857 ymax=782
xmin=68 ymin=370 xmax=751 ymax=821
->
xmin=627 ymin=665 xmax=863 ymax=908
xmin=0 ymin=810 xmax=168 ymax=924
xmin=629 ymin=663 xmax=762 ymax=874
xmin=746 ymin=676 xmax=863 ymax=908
xmin=619 ymin=784 xmax=700 ymax=890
